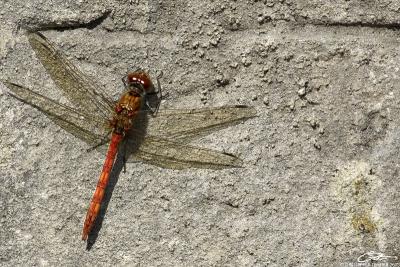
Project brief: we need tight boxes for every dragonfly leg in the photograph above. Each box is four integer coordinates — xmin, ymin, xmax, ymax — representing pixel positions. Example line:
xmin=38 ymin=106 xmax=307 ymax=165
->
xmin=152 ymin=70 xmax=164 ymax=97
xmin=144 ymin=98 xmax=160 ymax=117
xmin=156 ymin=70 xmax=164 ymax=81
xmin=120 ymin=140 xmax=128 ymax=173
xmin=122 ymin=155 xmax=127 ymax=173
xmin=122 ymin=76 xmax=127 ymax=88
xmin=145 ymin=71 xmax=166 ymax=116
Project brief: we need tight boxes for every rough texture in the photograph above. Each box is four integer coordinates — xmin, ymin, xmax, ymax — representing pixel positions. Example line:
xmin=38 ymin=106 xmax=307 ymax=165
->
xmin=1 ymin=0 xmax=400 ymax=266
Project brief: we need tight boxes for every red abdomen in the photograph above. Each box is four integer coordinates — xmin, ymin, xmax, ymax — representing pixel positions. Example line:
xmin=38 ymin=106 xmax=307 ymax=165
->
xmin=82 ymin=133 xmax=123 ymax=240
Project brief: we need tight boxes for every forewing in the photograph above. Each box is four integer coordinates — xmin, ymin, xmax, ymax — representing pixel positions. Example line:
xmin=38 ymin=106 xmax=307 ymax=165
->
xmin=130 ymin=136 xmax=243 ymax=170
xmin=147 ymin=105 xmax=257 ymax=141
xmin=27 ymin=32 xmax=113 ymax=120
xmin=3 ymin=81 xmax=108 ymax=145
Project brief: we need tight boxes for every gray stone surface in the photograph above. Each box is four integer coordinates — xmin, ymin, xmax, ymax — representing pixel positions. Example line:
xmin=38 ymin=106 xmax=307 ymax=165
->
xmin=1 ymin=0 xmax=400 ymax=266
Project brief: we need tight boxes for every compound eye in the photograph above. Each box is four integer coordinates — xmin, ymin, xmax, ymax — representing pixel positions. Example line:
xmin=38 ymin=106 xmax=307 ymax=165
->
xmin=127 ymin=72 xmax=153 ymax=92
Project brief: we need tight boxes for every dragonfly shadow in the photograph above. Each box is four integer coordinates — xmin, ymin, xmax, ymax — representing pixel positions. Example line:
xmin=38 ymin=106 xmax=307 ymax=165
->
xmin=85 ymin=108 xmax=152 ymax=250
xmin=124 ymin=105 xmax=152 ymax=158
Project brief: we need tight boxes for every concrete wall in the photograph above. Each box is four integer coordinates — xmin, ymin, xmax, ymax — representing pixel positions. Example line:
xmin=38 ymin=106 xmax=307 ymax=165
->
xmin=1 ymin=0 xmax=400 ymax=266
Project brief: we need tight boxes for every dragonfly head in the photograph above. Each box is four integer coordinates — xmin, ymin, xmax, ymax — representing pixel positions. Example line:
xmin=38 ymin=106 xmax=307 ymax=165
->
xmin=126 ymin=71 xmax=154 ymax=95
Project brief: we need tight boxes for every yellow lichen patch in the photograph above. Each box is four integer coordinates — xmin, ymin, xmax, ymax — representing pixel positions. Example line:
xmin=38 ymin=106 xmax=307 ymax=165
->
xmin=351 ymin=213 xmax=377 ymax=234
xmin=331 ymin=160 xmax=383 ymax=247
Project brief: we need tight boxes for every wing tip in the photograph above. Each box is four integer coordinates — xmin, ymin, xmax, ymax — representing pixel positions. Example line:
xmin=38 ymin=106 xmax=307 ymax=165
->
xmin=1 ymin=80 xmax=26 ymax=100
xmin=225 ymin=105 xmax=258 ymax=120
xmin=1 ymin=80 xmax=20 ymax=87
xmin=222 ymin=152 xmax=245 ymax=169
xmin=26 ymin=31 xmax=45 ymax=40
xmin=26 ymin=31 xmax=51 ymax=50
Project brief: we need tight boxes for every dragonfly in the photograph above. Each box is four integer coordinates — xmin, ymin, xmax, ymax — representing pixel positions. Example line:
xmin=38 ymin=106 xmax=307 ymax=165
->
xmin=1 ymin=32 xmax=256 ymax=241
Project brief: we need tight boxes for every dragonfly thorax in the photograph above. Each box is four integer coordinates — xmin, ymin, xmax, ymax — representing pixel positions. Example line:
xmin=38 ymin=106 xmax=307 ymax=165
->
xmin=116 ymin=88 xmax=143 ymax=111
xmin=111 ymin=89 xmax=144 ymax=134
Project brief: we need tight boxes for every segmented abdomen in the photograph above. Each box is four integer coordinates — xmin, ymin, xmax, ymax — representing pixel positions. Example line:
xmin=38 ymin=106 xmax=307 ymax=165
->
xmin=82 ymin=133 xmax=124 ymax=240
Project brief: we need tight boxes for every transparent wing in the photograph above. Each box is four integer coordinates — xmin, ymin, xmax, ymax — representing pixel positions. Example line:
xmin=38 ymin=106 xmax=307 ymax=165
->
xmin=147 ymin=105 xmax=257 ymax=141
xmin=131 ymin=136 xmax=243 ymax=169
xmin=27 ymin=32 xmax=114 ymax=120
xmin=124 ymin=105 xmax=256 ymax=169
xmin=3 ymin=81 xmax=108 ymax=145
